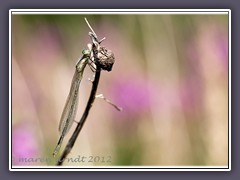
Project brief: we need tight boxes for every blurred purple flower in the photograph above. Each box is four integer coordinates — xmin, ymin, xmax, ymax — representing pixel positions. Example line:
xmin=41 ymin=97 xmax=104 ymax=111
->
xmin=179 ymin=77 xmax=203 ymax=114
xmin=182 ymin=42 xmax=203 ymax=113
xmin=109 ymin=77 xmax=153 ymax=119
xmin=214 ymin=31 xmax=228 ymax=68
xmin=197 ymin=24 xmax=228 ymax=72
xmin=180 ymin=23 xmax=228 ymax=114
xmin=12 ymin=123 xmax=40 ymax=165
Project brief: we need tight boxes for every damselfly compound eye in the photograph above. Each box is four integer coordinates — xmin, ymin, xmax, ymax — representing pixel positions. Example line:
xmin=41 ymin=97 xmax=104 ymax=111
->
xmin=82 ymin=49 xmax=90 ymax=55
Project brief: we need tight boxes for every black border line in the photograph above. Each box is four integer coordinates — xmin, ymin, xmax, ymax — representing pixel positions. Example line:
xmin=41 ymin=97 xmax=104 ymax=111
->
xmin=10 ymin=9 xmax=230 ymax=171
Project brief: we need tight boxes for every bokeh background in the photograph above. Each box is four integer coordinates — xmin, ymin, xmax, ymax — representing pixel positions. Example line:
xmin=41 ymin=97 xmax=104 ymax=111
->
xmin=12 ymin=14 xmax=229 ymax=166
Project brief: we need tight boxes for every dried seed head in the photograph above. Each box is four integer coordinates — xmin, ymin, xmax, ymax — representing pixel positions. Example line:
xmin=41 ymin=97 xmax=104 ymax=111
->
xmin=95 ymin=46 xmax=115 ymax=71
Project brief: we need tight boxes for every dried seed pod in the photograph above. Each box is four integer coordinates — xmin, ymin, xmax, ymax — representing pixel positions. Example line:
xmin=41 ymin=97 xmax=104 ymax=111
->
xmin=95 ymin=46 xmax=115 ymax=71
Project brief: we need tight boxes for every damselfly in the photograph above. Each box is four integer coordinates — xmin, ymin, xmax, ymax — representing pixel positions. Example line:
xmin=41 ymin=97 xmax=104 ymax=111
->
xmin=53 ymin=18 xmax=117 ymax=157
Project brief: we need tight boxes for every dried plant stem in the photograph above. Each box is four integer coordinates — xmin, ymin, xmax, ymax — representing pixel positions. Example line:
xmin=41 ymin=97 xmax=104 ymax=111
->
xmin=57 ymin=66 xmax=101 ymax=165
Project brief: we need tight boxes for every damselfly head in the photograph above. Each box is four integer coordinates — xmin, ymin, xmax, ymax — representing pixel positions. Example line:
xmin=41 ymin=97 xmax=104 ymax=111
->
xmin=82 ymin=49 xmax=91 ymax=56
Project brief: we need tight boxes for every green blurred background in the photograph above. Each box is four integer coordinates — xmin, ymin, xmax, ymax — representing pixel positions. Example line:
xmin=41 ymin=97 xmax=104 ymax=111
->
xmin=12 ymin=14 xmax=229 ymax=166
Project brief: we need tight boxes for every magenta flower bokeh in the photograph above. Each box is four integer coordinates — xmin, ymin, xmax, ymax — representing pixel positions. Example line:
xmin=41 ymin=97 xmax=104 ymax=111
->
xmin=109 ymin=77 xmax=154 ymax=119
xmin=12 ymin=123 xmax=40 ymax=165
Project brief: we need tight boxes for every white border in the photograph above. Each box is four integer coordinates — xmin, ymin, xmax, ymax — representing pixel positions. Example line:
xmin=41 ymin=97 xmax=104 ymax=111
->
xmin=9 ymin=9 xmax=231 ymax=171
xmin=228 ymin=10 xmax=231 ymax=171
xmin=9 ymin=8 xmax=13 ymax=171
xmin=11 ymin=166 xmax=228 ymax=171
xmin=11 ymin=9 xmax=229 ymax=15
